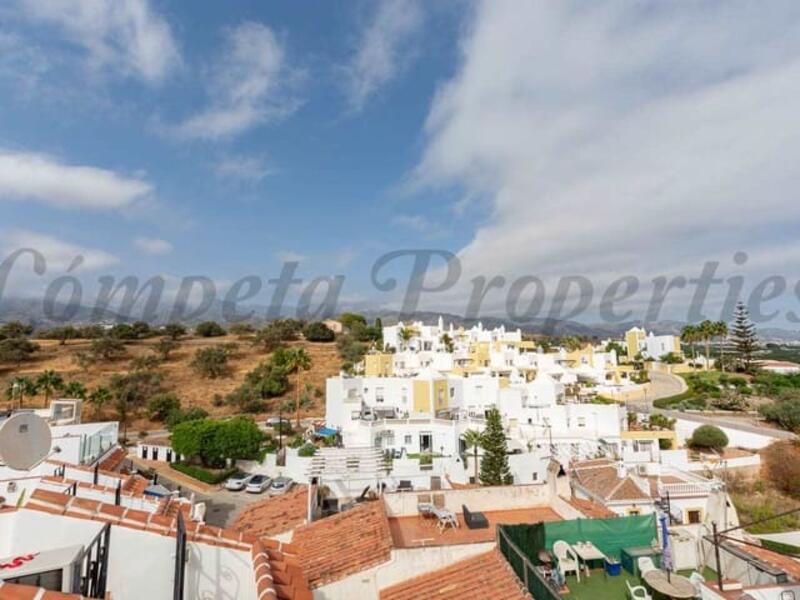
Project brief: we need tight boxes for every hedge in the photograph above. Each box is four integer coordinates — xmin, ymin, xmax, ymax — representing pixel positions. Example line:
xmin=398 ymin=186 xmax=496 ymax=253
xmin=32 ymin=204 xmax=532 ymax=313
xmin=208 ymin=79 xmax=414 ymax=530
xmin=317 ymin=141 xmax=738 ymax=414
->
xmin=171 ymin=463 xmax=238 ymax=485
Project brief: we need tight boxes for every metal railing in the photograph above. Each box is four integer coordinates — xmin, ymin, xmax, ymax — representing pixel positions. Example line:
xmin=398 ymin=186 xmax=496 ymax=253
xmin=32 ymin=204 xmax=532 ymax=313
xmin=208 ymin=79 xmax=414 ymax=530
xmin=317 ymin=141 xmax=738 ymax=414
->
xmin=75 ymin=522 xmax=111 ymax=598
xmin=497 ymin=525 xmax=560 ymax=600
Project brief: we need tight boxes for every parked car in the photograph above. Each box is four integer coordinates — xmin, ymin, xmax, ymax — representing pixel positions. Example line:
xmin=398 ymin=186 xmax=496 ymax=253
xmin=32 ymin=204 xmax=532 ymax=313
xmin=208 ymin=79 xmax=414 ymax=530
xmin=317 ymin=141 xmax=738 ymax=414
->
xmin=269 ymin=477 xmax=294 ymax=496
xmin=224 ymin=471 xmax=253 ymax=491
xmin=246 ymin=475 xmax=271 ymax=494
xmin=265 ymin=416 xmax=291 ymax=427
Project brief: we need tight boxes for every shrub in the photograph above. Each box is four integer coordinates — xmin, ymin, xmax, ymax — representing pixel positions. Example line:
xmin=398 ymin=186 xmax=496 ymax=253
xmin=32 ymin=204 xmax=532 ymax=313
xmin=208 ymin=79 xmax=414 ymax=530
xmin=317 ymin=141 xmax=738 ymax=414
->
xmin=688 ymin=425 xmax=728 ymax=450
xmin=763 ymin=441 xmax=800 ymax=498
xmin=147 ymin=392 xmax=181 ymax=421
xmin=171 ymin=417 xmax=262 ymax=467
xmin=170 ymin=463 xmax=237 ymax=485
xmin=298 ymin=443 xmax=317 ymax=457
xmin=288 ymin=434 xmax=305 ymax=449
xmin=759 ymin=393 xmax=800 ymax=433
xmin=195 ymin=321 xmax=226 ymax=337
xmin=165 ymin=407 xmax=209 ymax=430
xmin=303 ymin=321 xmax=335 ymax=342
xmin=191 ymin=346 xmax=230 ymax=378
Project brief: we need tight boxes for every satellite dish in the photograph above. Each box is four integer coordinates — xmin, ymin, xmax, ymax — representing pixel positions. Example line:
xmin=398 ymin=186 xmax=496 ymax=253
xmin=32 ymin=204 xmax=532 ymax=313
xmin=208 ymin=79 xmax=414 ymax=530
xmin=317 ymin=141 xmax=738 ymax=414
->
xmin=0 ymin=413 xmax=52 ymax=471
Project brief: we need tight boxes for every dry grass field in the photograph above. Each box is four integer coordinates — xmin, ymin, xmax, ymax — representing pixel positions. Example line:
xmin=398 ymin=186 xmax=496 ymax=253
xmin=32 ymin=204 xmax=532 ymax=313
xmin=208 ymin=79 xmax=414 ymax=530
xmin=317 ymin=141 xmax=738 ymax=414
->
xmin=0 ymin=334 xmax=342 ymax=431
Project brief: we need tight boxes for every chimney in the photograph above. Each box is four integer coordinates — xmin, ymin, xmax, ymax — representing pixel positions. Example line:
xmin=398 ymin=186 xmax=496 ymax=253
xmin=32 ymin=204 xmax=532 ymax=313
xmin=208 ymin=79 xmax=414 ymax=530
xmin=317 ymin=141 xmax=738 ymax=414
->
xmin=616 ymin=462 xmax=627 ymax=479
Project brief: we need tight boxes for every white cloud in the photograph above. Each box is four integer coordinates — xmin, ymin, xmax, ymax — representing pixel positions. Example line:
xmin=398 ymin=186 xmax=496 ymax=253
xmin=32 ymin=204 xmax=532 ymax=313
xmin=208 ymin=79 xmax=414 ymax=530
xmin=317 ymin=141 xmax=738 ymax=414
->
xmin=414 ymin=1 xmax=800 ymax=319
xmin=392 ymin=214 xmax=448 ymax=239
xmin=343 ymin=0 xmax=423 ymax=111
xmin=170 ymin=22 xmax=300 ymax=140
xmin=2 ymin=229 xmax=119 ymax=271
xmin=134 ymin=237 xmax=173 ymax=256
xmin=0 ymin=148 xmax=152 ymax=210
xmin=214 ymin=155 xmax=273 ymax=183
xmin=17 ymin=0 xmax=180 ymax=84
xmin=276 ymin=250 xmax=306 ymax=263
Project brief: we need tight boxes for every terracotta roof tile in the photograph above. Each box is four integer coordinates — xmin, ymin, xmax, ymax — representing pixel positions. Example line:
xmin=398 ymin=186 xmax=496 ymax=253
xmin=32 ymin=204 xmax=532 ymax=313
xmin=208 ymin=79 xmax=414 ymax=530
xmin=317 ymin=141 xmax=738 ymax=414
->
xmin=729 ymin=541 xmax=800 ymax=580
xmin=99 ymin=446 xmax=127 ymax=472
xmin=566 ymin=496 xmax=618 ymax=519
xmin=571 ymin=460 xmax=651 ymax=502
xmin=0 ymin=581 xmax=84 ymax=599
xmin=234 ymin=485 xmax=308 ymax=538
xmin=380 ymin=549 xmax=530 ymax=600
xmin=291 ymin=500 xmax=393 ymax=588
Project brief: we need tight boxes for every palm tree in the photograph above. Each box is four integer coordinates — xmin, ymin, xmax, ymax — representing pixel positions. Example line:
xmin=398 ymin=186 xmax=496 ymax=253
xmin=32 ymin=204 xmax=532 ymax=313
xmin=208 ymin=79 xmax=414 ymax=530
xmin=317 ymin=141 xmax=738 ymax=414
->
xmin=399 ymin=327 xmax=414 ymax=351
xmin=681 ymin=325 xmax=699 ymax=371
xmin=698 ymin=320 xmax=715 ymax=371
xmin=713 ymin=321 xmax=729 ymax=373
xmin=62 ymin=381 xmax=87 ymax=400
xmin=5 ymin=376 xmax=38 ymax=408
xmin=88 ymin=386 xmax=112 ymax=419
xmin=36 ymin=370 xmax=64 ymax=407
xmin=284 ymin=348 xmax=312 ymax=427
xmin=461 ymin=429 xmax=484 ymax=485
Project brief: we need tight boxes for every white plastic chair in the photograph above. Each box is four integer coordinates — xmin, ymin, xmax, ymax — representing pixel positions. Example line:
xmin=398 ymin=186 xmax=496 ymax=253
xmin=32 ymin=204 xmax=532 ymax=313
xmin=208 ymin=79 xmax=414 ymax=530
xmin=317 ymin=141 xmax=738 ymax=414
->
xmin=553 ymin=540 xmax=580 ymax=582
xmin=638 ymin=556 xmax=657 ymax=576
xmin=689 ymin=571 xmax=705 ymax=597
xmin=626 ymin=580 xmax=652 ymax=600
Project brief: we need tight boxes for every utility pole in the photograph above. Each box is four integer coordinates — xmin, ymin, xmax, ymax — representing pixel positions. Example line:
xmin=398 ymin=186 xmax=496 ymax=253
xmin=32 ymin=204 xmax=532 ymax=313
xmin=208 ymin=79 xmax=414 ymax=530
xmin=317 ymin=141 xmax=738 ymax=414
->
xmin=712 ymin=521 xmax=724 ymax=592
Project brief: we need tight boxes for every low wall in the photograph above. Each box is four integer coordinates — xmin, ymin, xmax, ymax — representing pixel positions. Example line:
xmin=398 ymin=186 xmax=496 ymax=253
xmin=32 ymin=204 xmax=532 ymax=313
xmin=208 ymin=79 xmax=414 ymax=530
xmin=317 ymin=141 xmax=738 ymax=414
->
xmin=383 ymin=483 xmax=551 ymax=517
xmin=675 ymin=419 xmax=776 ymax=450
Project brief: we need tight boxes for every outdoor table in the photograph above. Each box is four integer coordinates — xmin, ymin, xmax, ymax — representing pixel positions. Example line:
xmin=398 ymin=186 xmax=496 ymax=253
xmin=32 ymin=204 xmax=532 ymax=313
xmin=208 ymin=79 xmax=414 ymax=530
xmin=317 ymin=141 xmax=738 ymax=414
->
xmin=643 ymin=570 xmax=695 ymax=599
xmin=572 ymin=541 xmax=606 ymax=575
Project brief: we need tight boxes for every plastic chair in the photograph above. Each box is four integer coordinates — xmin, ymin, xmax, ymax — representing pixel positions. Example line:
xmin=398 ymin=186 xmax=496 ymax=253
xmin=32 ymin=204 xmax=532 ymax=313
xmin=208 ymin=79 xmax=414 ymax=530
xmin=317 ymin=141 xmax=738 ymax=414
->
xmin=689 ymin=571 xmax=705 ymax=597
xmin=626 ymin=579 xmax=652 ymax=600
xmin=553 ymin=540 xmax=580 ymax=582
xmin=638 ymin=556 xmax=657 ymax=576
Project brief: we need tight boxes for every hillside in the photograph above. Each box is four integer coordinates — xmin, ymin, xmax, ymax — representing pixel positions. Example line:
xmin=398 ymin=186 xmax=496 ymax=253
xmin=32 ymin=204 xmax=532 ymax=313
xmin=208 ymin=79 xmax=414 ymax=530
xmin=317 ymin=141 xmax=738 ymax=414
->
xmin=0 ymin=335 xmax=341 ymax=431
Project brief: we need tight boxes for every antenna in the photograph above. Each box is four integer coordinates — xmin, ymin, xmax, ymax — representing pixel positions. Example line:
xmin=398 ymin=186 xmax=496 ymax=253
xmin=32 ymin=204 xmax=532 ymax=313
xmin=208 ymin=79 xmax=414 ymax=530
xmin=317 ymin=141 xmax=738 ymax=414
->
xmin=0 ymin=413 xmax=53 ymax=471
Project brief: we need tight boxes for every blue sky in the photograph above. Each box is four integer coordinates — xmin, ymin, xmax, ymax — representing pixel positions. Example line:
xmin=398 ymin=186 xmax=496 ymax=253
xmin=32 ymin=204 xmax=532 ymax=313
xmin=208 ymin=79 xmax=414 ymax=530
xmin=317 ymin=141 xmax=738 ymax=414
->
xmin=2 ymin=1 xmax=800 ymax=325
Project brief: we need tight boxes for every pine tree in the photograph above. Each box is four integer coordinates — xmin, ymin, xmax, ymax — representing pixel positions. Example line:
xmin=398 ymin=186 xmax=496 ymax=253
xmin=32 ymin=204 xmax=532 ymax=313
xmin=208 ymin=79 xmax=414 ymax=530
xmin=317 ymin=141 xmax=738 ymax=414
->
xmin=479 ymin=407 xmax=512 ymax=486
xmin=730 ymin=302 xmax=759 ymax=372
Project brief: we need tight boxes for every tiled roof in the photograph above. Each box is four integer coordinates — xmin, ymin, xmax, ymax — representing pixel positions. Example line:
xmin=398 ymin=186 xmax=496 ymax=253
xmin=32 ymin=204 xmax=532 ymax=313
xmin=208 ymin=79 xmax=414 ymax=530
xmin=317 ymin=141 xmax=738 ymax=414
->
xmin=380 ymin=550 xmax=530 ymax=600
xmin=571 ymin=459 xmax=651 ymax=502
xmin=728 ymin=541 xmax=800 ymax=580
xmin=0 ymin=581 xmax=85 ymax=598
xmin=17 ymin=491 xmax=312 ymax=600
xmin=566 ymin=496 xmax=618 ymax=519
xmin=291 ymin=500 xmax=393 ymax=588
xmin=98 ymin=446 xmax=128 ymax=471
xmin=234 ymin=485 xmax=308 ymax=538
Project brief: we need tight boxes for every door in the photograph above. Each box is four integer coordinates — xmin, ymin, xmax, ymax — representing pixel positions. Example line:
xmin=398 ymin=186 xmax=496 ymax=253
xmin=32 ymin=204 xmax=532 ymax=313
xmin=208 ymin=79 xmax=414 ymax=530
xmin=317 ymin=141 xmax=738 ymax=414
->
xmin=152 ymin=447 xmax=159 ymax=461
xmin=419 ymin=433 xmax=432 ymax=453
xmin=166 ymin=449 xmax=173 ymax=463
xmin=141 ymin=446 xmax=148 ymax=460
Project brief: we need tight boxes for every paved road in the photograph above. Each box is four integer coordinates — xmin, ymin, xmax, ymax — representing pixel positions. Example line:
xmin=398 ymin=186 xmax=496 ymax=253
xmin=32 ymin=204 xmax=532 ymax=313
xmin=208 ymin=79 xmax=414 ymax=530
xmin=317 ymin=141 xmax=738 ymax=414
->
xmin=632 ymin=370 xmax=796 ymax=441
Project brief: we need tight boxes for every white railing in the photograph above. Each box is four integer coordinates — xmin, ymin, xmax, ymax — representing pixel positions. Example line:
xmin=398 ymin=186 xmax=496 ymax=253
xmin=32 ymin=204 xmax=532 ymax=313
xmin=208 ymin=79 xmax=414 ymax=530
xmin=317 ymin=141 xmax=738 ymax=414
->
xmin=658 ymin=481 xmax=714 ymax=497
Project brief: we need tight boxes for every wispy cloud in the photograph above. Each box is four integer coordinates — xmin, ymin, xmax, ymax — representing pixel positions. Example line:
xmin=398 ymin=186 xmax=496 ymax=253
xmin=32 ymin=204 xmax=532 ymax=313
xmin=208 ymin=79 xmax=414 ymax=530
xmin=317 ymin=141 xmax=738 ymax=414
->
xmin=134 ymin=237 xmax=173 ymax=256
xmin=169 ymin=22 xmax=301 ymax=140
xmin=2 ymin=229 xmax=119 ymax=271
xmin=16 ymin=0 xmax=180 ymax=84
xmin=276 ymin=250 xmax=306 ymax=263
xmin=214 ymin=155 xmax=273 ymax=183
xmin=392 ymin=214 xmax=448 ymax=239
xmin=0 ymin=148 xmax=152 ymax=210
xmin=342 ymin=0 xmax=423 ymax=111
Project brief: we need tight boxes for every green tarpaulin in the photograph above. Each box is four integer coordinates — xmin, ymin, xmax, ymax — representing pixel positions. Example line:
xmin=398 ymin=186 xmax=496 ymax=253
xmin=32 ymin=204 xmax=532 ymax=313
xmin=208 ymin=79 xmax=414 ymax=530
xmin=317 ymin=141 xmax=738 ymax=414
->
xmin=543 ymin=514 xmax=657 ymax=560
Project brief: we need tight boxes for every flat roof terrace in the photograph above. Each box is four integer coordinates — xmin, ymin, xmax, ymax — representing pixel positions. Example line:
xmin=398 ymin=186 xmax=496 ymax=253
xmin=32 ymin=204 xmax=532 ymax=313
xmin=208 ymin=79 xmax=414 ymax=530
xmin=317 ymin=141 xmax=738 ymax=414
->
xmin=388 ymin=506 xmax=561 ymax=548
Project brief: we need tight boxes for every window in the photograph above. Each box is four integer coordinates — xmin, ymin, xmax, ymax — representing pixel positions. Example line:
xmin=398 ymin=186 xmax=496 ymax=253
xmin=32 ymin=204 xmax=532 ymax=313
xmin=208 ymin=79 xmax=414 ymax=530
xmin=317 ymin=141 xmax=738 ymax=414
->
xmin=532 ymin=472 xmax=538 ymax=482
xmin=577 ymin=417 xmax=587 ymax=428
xmin=401 ymin=389 xmax=408 ymax=404
xmin=376 ymin=387 xmax=385 ymax=403
xmin=450 ymin=387 xmax=455 ymax=397
xmin=627 ymin=507 xmax=641 ymax=516
xmin=404 ymin=435 xmax=412 ymax=445
xmin=687 ymin=509 xmax=702 ymax=524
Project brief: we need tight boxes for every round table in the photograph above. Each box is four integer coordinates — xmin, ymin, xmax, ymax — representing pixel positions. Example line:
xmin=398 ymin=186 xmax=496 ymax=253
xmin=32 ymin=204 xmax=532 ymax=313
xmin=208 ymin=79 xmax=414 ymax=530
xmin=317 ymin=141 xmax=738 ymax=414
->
xmin=643 ymin=570 xmax=695 ymax=599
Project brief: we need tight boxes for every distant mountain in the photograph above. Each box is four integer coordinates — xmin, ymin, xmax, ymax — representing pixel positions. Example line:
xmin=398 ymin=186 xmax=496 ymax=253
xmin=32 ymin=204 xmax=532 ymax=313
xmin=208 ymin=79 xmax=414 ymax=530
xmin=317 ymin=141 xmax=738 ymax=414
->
xmin=3 ymin=296 xmax=800 ymax=342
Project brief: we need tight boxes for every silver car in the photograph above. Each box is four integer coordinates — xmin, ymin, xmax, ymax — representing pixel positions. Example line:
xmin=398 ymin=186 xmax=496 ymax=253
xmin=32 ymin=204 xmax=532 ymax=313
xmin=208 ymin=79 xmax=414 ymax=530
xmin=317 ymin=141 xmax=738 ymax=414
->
xmin=268 ymin=476 xmax=293 ymax=496
xmin=246 ymin=474 xmax=271 ymax=494
xmin=224 ymin=472 xmax=253 ymax=491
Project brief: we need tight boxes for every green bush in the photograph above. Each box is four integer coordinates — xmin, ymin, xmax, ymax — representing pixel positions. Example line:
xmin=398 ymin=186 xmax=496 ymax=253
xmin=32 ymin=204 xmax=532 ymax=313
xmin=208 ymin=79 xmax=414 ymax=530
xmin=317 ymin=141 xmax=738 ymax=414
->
xmin=760 ymin=395 xmax=800 ymax=433
xmin=171 ymin=417 xmax=262 ymax=467
xmin=170 ymin=463 xmax=237 ymax=485
xmin=195 ymin=321 xmax=226 ymax=337
xmin=303 ymin=321 xmax=335 ymax=342
xmin=688 ymin=425 xmax=729 ymax=450
xmin=298 ymin=443 xmax=317 ymax=457
xmin=147 ymin=392 xmax=181 ymax=421
xmin=288 ymin=434 xmax=305 ymax=449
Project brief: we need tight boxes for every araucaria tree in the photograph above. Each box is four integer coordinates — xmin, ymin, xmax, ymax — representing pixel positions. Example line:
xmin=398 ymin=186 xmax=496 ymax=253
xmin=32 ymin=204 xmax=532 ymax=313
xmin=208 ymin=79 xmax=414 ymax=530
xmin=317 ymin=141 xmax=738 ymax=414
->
xmin=479 ymin=408 xmax=512 ymax=486
xmin=730 ymin=302 xmax=759 ymax=372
